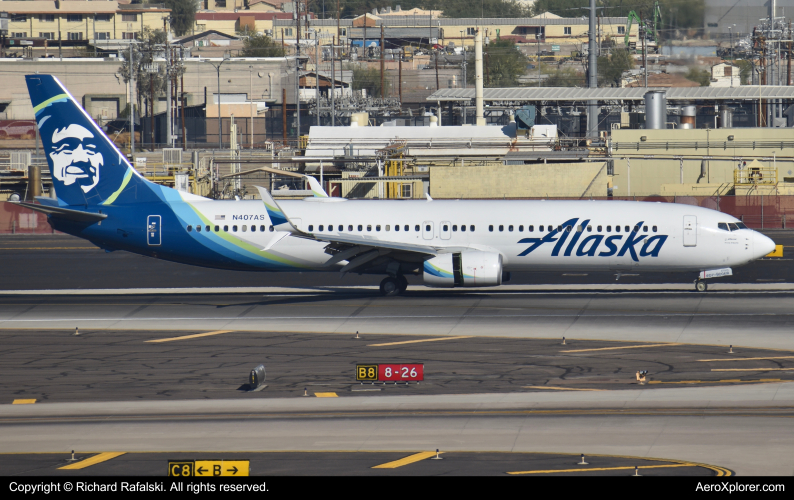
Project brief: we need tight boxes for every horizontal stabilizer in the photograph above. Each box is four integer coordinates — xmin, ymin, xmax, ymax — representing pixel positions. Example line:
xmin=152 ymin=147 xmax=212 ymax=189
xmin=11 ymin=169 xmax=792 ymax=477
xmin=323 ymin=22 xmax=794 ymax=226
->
xmin=13 ymin=202 xmax=107 ymax=222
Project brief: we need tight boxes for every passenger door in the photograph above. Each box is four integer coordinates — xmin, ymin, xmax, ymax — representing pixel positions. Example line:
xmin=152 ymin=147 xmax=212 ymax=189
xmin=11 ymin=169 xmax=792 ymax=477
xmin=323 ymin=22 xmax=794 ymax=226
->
xmin=440 ymin=221 xmax=451 ymax=240
xmin=422 ymin=221 xmax=434 ymax=240
xmin=683 ymin=215 xmax=697 ymax=247
xmin=147 ymin=215 xmax=161 ymax=246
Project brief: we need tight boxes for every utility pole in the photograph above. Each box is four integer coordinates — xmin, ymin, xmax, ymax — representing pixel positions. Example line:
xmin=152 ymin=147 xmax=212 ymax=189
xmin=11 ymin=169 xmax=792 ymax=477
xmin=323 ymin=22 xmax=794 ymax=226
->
xmin=380 ymin=25 xmax=385 ymax=97
xmin=331 ymin=35 xmax=335 ymax=126
xmin=295 ymin=1 xmax=301 ymax=140
xmin=129 ymin=42 xmax=135 ymax=155
xmin=586 ymin=0 xmax=598 ymax=139
xmin=642 ymin=24 xmax=648 ymax=87
xmin=249 ymin=65 xmax=254 ymax=148
xmin=315 ymin=30 xmax=320 ymax=126
xmin=788 ymin=21 xmax=792 ymax=86
xmin=181 ymin=70 xmax=186 ymax=150
xmin=435 ymin=48 xmax=440 ymax=90
xmin=282 ymin=87 xmax=287 ymax=145
xmin=166 ymin=47 xmax=172 ymax=147
xmin=398 ymin=53 xmax=402 ymax=104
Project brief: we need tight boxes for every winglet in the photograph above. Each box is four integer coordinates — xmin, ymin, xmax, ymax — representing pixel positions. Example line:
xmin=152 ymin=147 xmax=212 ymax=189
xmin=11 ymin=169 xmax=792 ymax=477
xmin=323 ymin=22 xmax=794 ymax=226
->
xmin=426 ymin=193 xmax=433 ymax=202
xmin=304 ymin=175 xmax=329 ymax=198
xmin=254 ymin=185 xmax=303 ymax=234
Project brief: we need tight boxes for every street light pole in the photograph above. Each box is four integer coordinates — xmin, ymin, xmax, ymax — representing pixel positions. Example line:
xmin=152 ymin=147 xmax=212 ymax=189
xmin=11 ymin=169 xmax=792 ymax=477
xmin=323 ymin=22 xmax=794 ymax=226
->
xmin=249 ymin=65 xmax=254 ymax=149
xmin=203 ymin=53 xmax=230 ymax=150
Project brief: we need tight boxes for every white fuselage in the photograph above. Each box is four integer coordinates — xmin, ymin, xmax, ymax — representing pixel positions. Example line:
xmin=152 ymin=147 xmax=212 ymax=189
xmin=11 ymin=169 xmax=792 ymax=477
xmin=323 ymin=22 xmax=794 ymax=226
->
xmin=180 ymin=199 xmax=774 ymax=273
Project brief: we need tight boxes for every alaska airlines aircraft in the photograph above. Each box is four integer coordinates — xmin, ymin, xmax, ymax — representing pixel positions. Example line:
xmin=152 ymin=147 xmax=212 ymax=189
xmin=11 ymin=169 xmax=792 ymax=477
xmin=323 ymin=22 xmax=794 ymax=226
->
xmin=17 ymin=75 xmax=776 ymax=295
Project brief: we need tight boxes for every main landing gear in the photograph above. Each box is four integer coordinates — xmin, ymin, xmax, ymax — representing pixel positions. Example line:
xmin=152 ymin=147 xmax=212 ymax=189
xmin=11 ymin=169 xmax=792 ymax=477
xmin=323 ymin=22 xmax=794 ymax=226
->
xmin=695 ymin=279 xmax=708 ymax=292
xmin=380 ymin=275 xmax=408 ymax=296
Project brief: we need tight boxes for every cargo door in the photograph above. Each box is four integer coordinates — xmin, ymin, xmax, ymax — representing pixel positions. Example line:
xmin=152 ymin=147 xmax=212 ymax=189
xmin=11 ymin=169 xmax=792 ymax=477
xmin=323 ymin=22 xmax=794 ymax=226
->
xmin=683 ymin=215 xmax=697 ymax=247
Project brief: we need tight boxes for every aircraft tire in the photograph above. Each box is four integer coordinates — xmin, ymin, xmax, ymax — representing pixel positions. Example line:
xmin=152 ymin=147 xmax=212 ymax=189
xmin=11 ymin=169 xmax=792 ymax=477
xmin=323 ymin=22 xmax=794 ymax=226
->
xmin=380 ymin=277 xmax=401 ymax=296
xmin=396 ymin=275 xmax=409 ymax=292
xmin=695 ymin=280 xmax=707 ymax=292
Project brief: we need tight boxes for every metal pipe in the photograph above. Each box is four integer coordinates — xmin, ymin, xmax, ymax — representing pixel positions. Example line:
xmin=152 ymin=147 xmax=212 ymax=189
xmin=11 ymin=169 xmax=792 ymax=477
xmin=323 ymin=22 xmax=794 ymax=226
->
xmin=586 ymin=0 xmax=598 ymax=138
xmin=474 ymin=30 xmax=484 ymax=126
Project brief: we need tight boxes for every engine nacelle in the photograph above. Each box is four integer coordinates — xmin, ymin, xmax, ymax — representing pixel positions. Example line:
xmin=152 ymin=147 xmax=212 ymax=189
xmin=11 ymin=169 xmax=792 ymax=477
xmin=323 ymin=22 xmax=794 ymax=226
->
xmin=423 ymin=251 xmax=503 ymax=288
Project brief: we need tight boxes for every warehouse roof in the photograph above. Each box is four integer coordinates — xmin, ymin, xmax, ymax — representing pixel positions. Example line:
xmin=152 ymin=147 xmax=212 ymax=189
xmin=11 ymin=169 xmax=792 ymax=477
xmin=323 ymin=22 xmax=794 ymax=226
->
xmin=427 ymin=86 xmax=794 ymax=102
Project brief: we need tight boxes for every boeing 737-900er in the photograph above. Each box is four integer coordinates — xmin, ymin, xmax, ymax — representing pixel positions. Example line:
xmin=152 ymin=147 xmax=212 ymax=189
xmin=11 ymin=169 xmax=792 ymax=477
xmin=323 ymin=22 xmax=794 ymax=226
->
xmin=16 ymin=75 xmax=776 ymax=295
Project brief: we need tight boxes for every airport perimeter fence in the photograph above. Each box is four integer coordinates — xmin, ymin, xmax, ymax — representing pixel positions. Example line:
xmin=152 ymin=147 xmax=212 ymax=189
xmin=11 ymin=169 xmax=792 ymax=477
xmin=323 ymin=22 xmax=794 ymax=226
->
xmin=2 ymin=195 xmax=794 ymax=234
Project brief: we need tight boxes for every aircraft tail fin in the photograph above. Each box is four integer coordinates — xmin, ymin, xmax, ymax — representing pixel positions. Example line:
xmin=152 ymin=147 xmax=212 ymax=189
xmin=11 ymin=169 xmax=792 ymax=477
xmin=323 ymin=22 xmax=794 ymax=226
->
xmin=26 ymin=75 xmax=150 ymax=207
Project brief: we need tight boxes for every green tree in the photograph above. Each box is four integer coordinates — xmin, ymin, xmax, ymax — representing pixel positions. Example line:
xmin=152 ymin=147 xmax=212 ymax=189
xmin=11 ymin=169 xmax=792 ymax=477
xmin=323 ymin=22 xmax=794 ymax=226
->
xmin=734 ymin=59 xmax=753 ymax=85
xmin=542 ymin=66 xmax=585 ymax=86
xmin=163 ymin=0 xmax=197 ymax=37
xmin=118 ymin=28 xmax=170 ymax=119
xmin=598 ymin=48 xmax=634 ymax=86
xmin=240 ymin=32 xmax=286 ymax=57
xmin=350 ymin=65 xmax=390 ymax=97
xmin=466 ymin=39 xmax=529 ymax=87
xmin=685 ymin=67 xmax=711 ymax=86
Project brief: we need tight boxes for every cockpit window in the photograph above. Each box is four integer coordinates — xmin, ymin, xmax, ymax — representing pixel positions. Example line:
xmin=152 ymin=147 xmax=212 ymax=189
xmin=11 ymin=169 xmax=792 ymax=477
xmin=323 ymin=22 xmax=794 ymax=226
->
xmin=735 ymin=222 xmax=748 ymax=229
xmin=728 ymin=223 xmax=740 ymax=231
xmin=718 ymin=223 xmax=729 ymax=231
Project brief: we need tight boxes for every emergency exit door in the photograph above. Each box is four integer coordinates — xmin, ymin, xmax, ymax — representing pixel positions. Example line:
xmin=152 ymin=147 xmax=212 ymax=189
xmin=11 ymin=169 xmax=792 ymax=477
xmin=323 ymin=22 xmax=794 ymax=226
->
xmin=147 ymin=215 xmax=161 ymax=246
xmin=683 ymin=215 xmax=697 ymax=247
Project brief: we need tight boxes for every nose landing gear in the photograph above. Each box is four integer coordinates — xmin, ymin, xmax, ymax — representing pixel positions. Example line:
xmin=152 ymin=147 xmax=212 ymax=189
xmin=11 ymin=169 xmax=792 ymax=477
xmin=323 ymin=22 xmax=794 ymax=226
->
xmin=695 ymin=279 xmax=708 ymax=292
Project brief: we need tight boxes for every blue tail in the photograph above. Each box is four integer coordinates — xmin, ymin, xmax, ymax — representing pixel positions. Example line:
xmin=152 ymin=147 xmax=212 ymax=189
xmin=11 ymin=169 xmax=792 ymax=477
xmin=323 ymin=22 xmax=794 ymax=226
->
xmin=26 ymin=75 xmax=155 ymax=207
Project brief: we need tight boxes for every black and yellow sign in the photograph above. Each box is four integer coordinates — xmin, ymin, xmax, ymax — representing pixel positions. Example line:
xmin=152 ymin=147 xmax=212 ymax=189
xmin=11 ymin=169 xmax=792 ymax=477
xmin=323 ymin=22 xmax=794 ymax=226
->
xmin=356 ymin=364 xmax=378 ymax=381
xmin=168 ymin=461 xmax=195 ymax=477
xmin=168 ymin=460 xmax=249 ymax=477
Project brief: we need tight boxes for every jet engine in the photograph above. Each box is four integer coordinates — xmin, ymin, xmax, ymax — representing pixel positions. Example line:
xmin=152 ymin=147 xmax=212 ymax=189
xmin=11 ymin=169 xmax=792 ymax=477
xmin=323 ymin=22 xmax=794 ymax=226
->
xmin=423 ymin=251 xmax=503 ymax=287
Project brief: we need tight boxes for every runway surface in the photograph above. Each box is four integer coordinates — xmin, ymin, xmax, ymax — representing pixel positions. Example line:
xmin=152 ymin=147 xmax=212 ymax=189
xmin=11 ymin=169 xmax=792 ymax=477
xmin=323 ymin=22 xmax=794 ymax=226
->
xmin=1 ymin=233 xmax=793 ymax=476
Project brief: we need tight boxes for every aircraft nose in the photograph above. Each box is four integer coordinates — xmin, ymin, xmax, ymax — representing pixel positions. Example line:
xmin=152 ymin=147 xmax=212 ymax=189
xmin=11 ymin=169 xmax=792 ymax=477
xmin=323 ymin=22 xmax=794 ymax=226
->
xmin=752 ymin=231 xmax=776 ymax=259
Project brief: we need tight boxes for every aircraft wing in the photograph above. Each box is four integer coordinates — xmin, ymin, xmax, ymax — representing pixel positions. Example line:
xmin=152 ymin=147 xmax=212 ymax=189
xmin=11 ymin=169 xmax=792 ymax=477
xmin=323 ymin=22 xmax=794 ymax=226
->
xmin=312 ymin=232 xmax=441 ymax=256
xmin=12 ymin=201 xmax=107 ymax=223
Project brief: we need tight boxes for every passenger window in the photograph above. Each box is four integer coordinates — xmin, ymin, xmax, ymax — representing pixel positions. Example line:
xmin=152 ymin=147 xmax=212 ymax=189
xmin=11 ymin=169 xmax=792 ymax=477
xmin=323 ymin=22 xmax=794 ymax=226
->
xmin=508 ymin=225 xmax=513 ymax=232
xmin=587 ymin=225 xmax=592 ymax=232
xmin=386 ymin=225 xmax=390 ymax=231
xmin=489 ymin=225 xmax=494 ymax=232
xmin=633 ymin=225 xmax=638 ymax=233
xmin=597 ymin=225 xmax=602 ymax=232
xmin=625 ymin=226 xmax=630 ymax=232
xmin=606 ymin=226 xmax=611 ymax=232
xmin=206 ymin=225 xmax=211 ymax=232
xmin=308 ymin=225 xmax=314 ymax=232
xmin=443 ymin=225 xmax=449 ymax=231
xmin=565 ymin=226 xmax=572 ymax=232
xmin=718 ymin=223 xmax=729 ymax=231
xmin=376 ymin=225 xmax=381 ymax=231
xmin=269 ymin=225 xmax=274 ymax=232
xmin=557 ymin=225 xmax=562 ymax=232
xmin=728 ymin=223 xmax=739 ymax=231
xmin=529 ymin=225 xmax=534 ymax=232
xmin=187 ymin=225 xmax=193 ymax=232
xmin=470 ymin=225 xmax=475 ymax=232
xmin=394 ymin=225 xmax=399 ymax=232
xmin=196 ymin=225 xmax=201 ymax=232
xmin=539 ymin=225 xmax=544 ymax=232
xmin=499 ymin=225 xmax=504 ymax=232
xmin=224 ymin=225 xmax=229 ymax=232
xmin=652 ymin=225 xmax=657 ymax=232
xmin=461 ymin=225 xmax=466 ymax=232
xmin=452 ymin=225 xmax=457 ymax=231
xmin=643 ymin=226 xmax=648 ymax=232
xmin=519 ymin=225 xmax=523 ymax=232
xmin=367 ymin=225 xmax=372 ymax=231
xmin=576 ymin=225 xmax=582 ymax=233
xmin=242 ymin=225 xmax=247 ymax=232
xmin=404 ymin=225 xmax=409 ymax=231
xmin=215 ymin=225 xmax=220 ymax=232
xmin=415 ymin=225 xmax=420 ymax=231
xmin=318 ymin=225 xmax=323 ymax=232
xmin=233 ymin=225 xmax=238 ymax=232
xmin=251 ymin=225 xmax=256 ymax=232
xmin=425 ymin=224 xmax=431 ymax=232
xmin=348 ymin=225 xmax=353 ymax=231
xmin=615 ymin=226 xmax=620 ymax=232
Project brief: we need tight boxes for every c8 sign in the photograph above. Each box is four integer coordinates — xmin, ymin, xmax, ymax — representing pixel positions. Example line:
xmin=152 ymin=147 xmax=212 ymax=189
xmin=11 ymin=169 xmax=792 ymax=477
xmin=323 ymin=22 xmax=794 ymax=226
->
xmin=378 ymin=364 xmax=424 ymax=381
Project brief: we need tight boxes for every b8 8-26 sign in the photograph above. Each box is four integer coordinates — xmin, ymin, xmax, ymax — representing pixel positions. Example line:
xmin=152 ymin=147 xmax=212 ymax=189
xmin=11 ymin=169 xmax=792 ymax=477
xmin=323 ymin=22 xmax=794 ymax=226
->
xmin=356 ymin=364 xmax=424 ymax=382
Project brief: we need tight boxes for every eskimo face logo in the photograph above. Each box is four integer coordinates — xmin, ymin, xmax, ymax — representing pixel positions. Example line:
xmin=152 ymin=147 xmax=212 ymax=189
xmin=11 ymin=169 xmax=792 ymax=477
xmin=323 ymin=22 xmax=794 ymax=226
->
xmin=49 ymin=124 xmax=102 ymax=193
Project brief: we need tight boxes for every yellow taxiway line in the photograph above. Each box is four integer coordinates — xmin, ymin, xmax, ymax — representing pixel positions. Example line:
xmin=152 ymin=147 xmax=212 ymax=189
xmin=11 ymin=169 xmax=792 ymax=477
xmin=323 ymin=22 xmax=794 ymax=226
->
xmin=12 ymin=399 xmax=36 ymax=404
xmin=508 ymin=463 xmax=694 ymax=474
xmin=524 ymin=386 xmax=604 ymax=391
xmin=372 ymin=451 xmax=441 ymax=469
xmin=712 ymin=368 xmax=794 ymax=372
xmin=562 ymin=343 xmax=680 ymax=353
xmin=368 ymin=336 xmax=471 ymax=347
xmin=145 ymin=330 xmax=233 ymax=343
xmin=698 ymin=356 xmax=794 ymax=362
xmin=648 ymin=379 xmax=782 ymax=385
xmin=314 ymin=393 xmax=338 ymax=398
xmin=59 ymin=452 xmax=126 ymax=470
